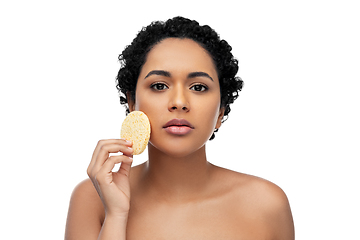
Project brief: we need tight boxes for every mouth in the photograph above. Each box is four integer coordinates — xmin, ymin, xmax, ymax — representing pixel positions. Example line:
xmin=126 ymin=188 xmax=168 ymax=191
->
xmin=163 ymin=118 xmax=194 ymax=135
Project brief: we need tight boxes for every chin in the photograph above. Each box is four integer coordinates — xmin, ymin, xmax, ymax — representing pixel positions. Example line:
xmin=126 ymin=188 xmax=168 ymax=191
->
xmin=148 ymin=138 xmax=207 ymax=159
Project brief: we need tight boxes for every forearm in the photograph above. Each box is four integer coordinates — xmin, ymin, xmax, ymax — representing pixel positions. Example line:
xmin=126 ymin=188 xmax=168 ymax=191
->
xmin=98 ymin=214 xmax=128 ymax=240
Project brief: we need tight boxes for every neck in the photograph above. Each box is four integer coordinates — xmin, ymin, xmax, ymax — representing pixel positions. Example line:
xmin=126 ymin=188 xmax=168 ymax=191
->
xmin=141 ymin=143 xmax=213 ymax=202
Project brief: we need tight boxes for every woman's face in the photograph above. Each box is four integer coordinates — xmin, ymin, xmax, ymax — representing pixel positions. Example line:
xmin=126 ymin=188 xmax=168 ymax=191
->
xmin=129 ymin=38 xmax=224 ymax=157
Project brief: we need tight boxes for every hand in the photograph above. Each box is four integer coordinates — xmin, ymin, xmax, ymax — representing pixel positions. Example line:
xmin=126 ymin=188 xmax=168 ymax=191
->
xmin=87 ymin=139 xmax=133 ymax=218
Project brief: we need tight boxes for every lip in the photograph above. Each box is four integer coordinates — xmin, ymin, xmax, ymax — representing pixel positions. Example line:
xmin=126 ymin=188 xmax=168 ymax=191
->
xmin=163 ymin=118 xmax=194 ymax=135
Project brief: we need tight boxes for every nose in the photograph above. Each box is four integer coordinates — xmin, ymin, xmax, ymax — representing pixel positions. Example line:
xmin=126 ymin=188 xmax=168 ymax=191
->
xmin=168 ymin=86 xmax=190 ymax=112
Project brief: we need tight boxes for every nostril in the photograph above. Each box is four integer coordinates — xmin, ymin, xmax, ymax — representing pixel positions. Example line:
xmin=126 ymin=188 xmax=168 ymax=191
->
xmin=169 ymin=101 xmax=189 ymax=112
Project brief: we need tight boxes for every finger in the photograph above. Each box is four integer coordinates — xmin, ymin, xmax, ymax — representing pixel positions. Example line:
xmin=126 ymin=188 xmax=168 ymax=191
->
xmin=90 ymin=139 xmax=132 ymax=164
xmin=117 ymin=160 xmax=133 ymax=177
xmin=88 ymin=139 xmax=126 ymax=175
xmin=88 ymin=140 xmax=133 ymax=176
xmin=95 ymin=155 xmax=133 ymax=185
xmin=94 ymin=144 xmax=133 ymax=171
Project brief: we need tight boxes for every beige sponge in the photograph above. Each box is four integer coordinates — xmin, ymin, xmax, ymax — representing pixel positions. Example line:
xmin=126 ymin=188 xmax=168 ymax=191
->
xmin=120 ymin=111 xmax=151 ymax=155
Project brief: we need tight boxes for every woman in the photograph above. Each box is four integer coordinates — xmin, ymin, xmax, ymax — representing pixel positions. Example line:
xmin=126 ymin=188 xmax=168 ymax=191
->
xmin=65 ymin=17 xmax=294 ymax=239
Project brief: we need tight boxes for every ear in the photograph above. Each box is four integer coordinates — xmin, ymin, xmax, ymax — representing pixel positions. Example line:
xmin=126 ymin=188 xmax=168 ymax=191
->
xmin=215 ymin=107 xmax=225 ymax=129
xmin=126 ymin=91 xmax=136 ymax=112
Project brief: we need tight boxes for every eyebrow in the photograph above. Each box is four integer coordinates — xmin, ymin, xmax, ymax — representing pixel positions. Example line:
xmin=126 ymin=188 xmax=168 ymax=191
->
xmin=144 ymin=70 xmax=213 ymax=81
xmin=145 ymin=70 xmax=171 ymax=79
xmin=188 ymin=71 xmax=213 ymax=81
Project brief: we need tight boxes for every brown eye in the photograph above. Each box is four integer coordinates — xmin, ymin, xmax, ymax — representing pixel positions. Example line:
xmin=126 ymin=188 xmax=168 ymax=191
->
xmin=151 ymin=83 xmax=168 ymax=91
xmin=190 ymin=84 xmax=208 ymax=92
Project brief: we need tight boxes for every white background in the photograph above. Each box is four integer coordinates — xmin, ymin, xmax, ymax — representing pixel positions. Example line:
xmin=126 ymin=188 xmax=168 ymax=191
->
xmin=1 ymin=0 xmax=359 ymax=239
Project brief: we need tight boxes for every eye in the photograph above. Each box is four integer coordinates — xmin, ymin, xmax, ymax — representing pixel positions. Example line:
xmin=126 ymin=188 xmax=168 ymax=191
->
xmin=190 ymin=84 xmax=208 ymax=92
xmin=150 ymin=82 xmax=168 ymax=91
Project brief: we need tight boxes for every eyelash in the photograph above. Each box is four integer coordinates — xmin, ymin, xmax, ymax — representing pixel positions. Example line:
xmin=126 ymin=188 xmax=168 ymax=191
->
xmin=150 ymin=82 xmax=209 ymax=92
xmin=190 ymin=84 xmax=208 ymax=92
xmin=150 ymin=82 xmax=169 ymax=91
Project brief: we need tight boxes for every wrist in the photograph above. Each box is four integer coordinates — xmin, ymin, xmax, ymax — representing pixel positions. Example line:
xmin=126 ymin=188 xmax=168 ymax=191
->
xmin=98 ymin=213 xmax=128 ymax=240
xmin=105 ymin=211 xmax=129 ymax=222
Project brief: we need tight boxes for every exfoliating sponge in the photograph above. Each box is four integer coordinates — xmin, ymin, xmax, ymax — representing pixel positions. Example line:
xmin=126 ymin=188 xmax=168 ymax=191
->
xmin=120 ymin=111 xmax=151 ymax=155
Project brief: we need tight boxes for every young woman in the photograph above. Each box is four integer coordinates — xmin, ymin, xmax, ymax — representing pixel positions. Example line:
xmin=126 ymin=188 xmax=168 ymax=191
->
xmin=65 ymin=17 xmax=294 ymax=240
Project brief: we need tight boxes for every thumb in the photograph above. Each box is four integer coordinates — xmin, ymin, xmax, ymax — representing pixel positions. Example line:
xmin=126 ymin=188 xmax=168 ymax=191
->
xmin=117 ymin=156 xmax=133 ymax=177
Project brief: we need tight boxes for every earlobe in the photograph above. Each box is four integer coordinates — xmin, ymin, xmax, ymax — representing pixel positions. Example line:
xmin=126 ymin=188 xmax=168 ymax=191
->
xmin=126 ymin=92 xmax=136 ymax=112
xmin=215 ymin=107 xmax=225 ymax=129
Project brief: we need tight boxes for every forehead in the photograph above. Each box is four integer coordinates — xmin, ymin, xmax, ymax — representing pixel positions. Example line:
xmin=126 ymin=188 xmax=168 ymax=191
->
xmin=140 ymin=38 xmax=218 ymax=79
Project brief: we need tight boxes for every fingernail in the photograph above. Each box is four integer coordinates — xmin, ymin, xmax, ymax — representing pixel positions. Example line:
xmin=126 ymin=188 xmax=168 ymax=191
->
xmin=120 ymin=138 xmax=131 ymax=143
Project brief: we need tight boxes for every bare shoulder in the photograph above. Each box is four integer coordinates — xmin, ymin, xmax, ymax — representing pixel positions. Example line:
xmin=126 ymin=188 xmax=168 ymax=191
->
xmin=239 ymin=172 xmax=290 ymax=208
xmin=212 ymin=166 xmax=295 ymax=239
xmin=68 ymin=178 xmax=104 ymax=214
xmin=65 ymin=179 xmax=104 ymax=240
xmin=213 ymin=166 xmax=287 ymax=199
xmin=70 ymin=178 xmax=99 ymax=198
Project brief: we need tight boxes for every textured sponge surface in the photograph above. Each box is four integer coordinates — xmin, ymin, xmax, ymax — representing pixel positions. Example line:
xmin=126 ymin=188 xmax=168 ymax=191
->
xmin=120 ymin=111 xmax=151 ymax=155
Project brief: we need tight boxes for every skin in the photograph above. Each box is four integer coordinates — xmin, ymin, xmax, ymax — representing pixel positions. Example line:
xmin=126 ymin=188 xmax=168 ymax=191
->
xmin=65 ymin=38 xmax=295 ymax=240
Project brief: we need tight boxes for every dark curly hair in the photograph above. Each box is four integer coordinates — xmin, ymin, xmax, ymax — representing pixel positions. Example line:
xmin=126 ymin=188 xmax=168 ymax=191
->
xmin=116 ymin=16 xmax=243 ymax=140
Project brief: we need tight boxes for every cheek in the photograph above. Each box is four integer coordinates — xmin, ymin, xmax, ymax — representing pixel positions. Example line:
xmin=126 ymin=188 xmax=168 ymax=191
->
xmin=193 ymin=95 xmax=222 ymax=133
xmin=134 ymin=90 xmax=166 ymax=128
xmin=199 ymin=93 xmax=221 ymax=117
xmin=134 ymin=86 xmax=154 ymax=111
